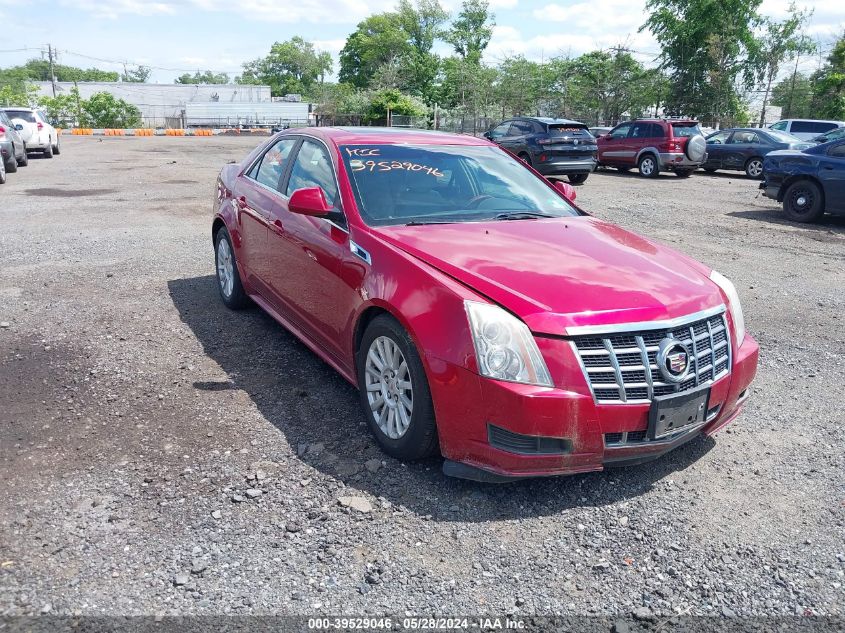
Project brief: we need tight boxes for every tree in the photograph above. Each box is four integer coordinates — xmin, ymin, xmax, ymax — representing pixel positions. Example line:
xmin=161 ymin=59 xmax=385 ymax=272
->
xmin=339 ymin=13 xmax=412 ymax=89
xmin=642 ymin=0 xmax=763 ymax=125
xmin=12 ymin=59 xmax=119 ymax=82
xmin=771 ymin=71 xmax=813 ymax=118
xmin=0 ymin=83 xmax=38 ymax=107
xmin=240 ymin=37 xmax=332 ymax=97
xmin=38 ymin=86 xmax=86 ymax=125
xmin=752 ymin=3 xmax=815 ymax=126
xmin=365 ymin=88 xmax=426 ymax=123
xmin=81 ymin=92 xmax=142 ymax=127
xmin=122 ymin=65 xmax=151 ymax=83
xmin=445 ymin=0 xmax=494 ymax=64
xmin=175 ymin=70 xmax=230 ymax=84
xmin=811 ymin=35 xmax=845 ymax=120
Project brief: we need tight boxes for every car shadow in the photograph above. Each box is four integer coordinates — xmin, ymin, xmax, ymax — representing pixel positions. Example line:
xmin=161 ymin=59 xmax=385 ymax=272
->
xmin=594 ymin=168 xmax=696 ymax=181
xmin=168 ymin=275 xmax=718 ymax=522
xmin=727 ymin=208 xmax=845 ymax=232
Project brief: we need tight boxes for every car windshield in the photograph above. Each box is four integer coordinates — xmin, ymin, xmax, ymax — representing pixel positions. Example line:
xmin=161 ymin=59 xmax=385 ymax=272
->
xmin=5 ymin=110 xmax=36 ymax=122
xmin=816 ymin=128 xmax=845 ymax=142
xmin=765 ymin=129 xmax=804 ymax=143
xmin=339 ymin=144 xmax=578 ymax=226
xmin=671 ymin=123 xmax=702 ymax=137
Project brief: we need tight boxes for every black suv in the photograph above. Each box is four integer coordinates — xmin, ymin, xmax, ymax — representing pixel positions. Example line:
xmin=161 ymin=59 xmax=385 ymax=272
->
xmin=484 ymin=116 xmax=597 ymax=183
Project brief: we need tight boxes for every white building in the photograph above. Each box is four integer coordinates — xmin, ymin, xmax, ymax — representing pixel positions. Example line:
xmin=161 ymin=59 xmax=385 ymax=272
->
xmin=34 ymin=81 xmax=272 ymax=127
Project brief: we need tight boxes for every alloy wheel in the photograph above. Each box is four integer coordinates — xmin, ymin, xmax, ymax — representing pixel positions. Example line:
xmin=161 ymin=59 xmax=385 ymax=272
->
xmin=216 ymin=237 xmax=234 ymax=298
xmin=640 ymin=157 xmax=655 ymax=176
xmin=365 ymin=336 xmax=413 ymax=440
xmin=746 ymin=159 xmax=763 ymax=178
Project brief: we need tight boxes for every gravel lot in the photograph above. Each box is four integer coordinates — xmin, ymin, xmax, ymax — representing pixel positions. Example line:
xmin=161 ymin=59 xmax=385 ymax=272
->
xmin=1 ymin=136 xmax=843 ymax=624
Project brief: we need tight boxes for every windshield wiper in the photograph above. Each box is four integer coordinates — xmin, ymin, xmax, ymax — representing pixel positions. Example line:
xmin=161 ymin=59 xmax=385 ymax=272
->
xmin=493 ymin=211 xmax=556 ymax=221
xmin=404 ymin=219 xmax=458 ymax=226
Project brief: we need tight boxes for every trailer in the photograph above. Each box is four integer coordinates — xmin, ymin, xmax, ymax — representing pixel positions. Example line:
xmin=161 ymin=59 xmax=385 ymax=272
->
xmin=184 ymin=102 xmax=311 ymax=128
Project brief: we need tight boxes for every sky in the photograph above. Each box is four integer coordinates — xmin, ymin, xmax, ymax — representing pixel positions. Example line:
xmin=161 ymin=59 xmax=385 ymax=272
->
xmin=1 ymin=0 xmax=844 ymax=84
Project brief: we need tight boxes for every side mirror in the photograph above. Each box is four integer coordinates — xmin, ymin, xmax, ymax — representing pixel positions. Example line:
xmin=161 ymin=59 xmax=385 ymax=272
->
xmin=554 ymin=180 xmax=577 ymax=201
xmin=483 ymin=131 xmax=493 ymax=140
xmin=289 ymin=187 xmax=332 ymax=217
xmin=14 ymin=124 xmax=23 ymax=131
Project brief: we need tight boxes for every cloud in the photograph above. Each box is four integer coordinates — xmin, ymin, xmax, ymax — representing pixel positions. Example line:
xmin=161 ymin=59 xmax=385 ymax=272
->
xmin=59 ymin=0 xmax=176 ymax=18
xmin=186 ymin=0 xmax=395 ymax=24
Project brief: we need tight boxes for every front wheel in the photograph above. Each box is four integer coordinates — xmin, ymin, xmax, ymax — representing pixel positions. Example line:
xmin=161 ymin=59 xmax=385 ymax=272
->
xmin=638 ymin=154 xmax=659 ymax=178
xmin=214 ymin=228 xmax=249 ymax=309
xmin=357 ymin=315 xmax=438 ymax=461
xmin=744 ymin=157 xmax=763 ymax=179
xmin=568 ymin=173 xmax=589 ymax=184
xmin=783 ymin=180 xmax=824 ymax=223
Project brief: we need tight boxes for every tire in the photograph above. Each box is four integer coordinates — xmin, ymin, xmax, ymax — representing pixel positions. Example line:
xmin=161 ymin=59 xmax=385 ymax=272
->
xmin=214 ymin=227 xmax=249 ymax=309
xmin=356 ymin=314 xmax=439 ymax=462
xmin=744 ymin=157 xmax=763 ymax=179
xmin=5 ymin=152 xmax=17 ymax=174
xmin=53 ymin=136 xmax=61 ymax=155
xmin=43 ymin=143 xmax=54 ymax=159
xmin=675 ymin=169 xmax=693 ymax=178
xmin=782 ymin=180 xmax=824 ymax=223
xmin=568 ymin=173 xmax=589 ymax=184
xmin=638 ymin=154 xmax=659 ymax=178
xmin=17 ymin=144 xmax=27 ymax=167
xmin=0 ymin=159 xmax=5 ymax=185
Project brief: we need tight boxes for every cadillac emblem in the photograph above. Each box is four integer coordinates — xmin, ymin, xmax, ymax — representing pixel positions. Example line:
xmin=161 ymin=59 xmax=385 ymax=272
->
xmin=656 ymin=338 xmax=690 ymax=383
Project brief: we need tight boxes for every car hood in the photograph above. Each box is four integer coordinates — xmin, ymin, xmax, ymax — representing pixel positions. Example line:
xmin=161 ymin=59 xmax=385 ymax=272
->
xmin=375 ymin=217 xmax=724 ymax=335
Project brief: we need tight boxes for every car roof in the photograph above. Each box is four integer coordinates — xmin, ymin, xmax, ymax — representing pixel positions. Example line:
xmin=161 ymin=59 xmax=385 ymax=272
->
xmin=305 ymin=127 xmax=490 ymax=146
xmin=776 ymin=119 xmax=845 ymax=124
xmin=3 ymin=106 xmax=35 ymax=112
xmin=631 ymin=118 xmax=698 ymax=124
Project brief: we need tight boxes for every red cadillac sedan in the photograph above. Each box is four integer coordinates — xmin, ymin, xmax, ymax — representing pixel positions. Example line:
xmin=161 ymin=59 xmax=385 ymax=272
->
xmin=212 ymin=127 xmax=758 ymax=482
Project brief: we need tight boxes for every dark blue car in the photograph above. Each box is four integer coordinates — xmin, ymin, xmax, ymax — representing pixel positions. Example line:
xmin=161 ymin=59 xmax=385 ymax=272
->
xmin=761 ymin=139 xmax=845 ymax=222
xmin=703 ymin=128 xmax=812 ymax=178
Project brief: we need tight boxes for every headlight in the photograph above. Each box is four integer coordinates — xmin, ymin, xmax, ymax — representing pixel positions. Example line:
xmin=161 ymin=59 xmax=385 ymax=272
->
xmin=710 ymin=270 xmax=745 ymax=346
xmin=464 ymin=301 xmax=553 ymax=386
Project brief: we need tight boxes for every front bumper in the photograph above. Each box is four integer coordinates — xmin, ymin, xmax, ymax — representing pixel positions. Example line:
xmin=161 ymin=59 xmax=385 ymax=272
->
xmin=760 ymin=181 xmax=781 ymax=201
xmin=658 ymin=152 xmax=706 ymax=170
xmin=429 ymin=332 xmax=759 ymax=480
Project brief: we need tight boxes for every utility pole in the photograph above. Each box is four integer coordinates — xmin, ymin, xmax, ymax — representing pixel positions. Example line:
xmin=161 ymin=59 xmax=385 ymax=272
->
xmin=48 ymin=44 xmax=57 ymax=96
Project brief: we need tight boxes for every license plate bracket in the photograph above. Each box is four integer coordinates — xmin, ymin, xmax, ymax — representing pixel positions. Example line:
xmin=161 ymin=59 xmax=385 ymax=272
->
xmin=648 ymin=385 xmax=710 ymax=440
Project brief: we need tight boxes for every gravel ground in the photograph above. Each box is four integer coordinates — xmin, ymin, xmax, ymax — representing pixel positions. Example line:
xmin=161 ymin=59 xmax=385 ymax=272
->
xmin=0 ymin=136 xmax=843 ymax=623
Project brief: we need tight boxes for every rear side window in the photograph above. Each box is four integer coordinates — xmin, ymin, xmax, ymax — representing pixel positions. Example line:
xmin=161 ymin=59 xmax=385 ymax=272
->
xmin=248 ymin=138 xmax=297 ymax=192
xmin=5 ymin=110 xmax=36 ymax=122
xmin=285 ymin=139 xmax=338 ymax=206
xmin=729 ymin=131 xmax=759 ymax=144
xmin=671 ymin=123 xmax=702 ymax=138
xmin=510 ymin=121 xmax=534 ymax=135
xmin=828 ymin=143 xmax=845 ymax=158
xmin=792 ymin=121 xmax=838 ymax=134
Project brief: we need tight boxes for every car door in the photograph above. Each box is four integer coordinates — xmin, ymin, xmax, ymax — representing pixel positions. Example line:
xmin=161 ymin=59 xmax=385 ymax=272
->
xmin=270 ymin=137 xmax=350 ymax=360
xmin=722 ymin=130 xmax=758 ymax=169
xmin=497 ymin=121 xmax=530 ymax=155
xmin=235 ymin=137 xmax=298 ymax=297
xmin=600 ymin=122 xmax=634 ymax=166
xmin=819 ymin=142 xmax=845 ymax=213
xmin=704 ymin=130 xmax=732 ymax=168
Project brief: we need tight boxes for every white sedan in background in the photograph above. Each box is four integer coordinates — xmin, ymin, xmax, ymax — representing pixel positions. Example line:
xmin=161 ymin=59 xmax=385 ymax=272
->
xmin=3 ymin=108 xmax=60 ymax=158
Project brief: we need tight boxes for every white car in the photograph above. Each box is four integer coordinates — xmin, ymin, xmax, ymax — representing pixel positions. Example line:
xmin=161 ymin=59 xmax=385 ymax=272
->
xmin=3 ymin=108 xmax=60 ymax=158
xmin=768 ymin=118 xmax=845 ymax=141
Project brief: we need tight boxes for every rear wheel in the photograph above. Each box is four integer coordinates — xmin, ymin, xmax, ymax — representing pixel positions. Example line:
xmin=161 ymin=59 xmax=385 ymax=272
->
xmin=5 ymin=150 xmax=17 ymax=174
xmin=357 ymin=315 xmax=439 ymax=461
xmin=744 ymin=157 xmax=763 ymax=179
xmin=53 ymin=136 xmax=61 ymax=155
xmin=638 ymin=154 xmax=659 ymax=178
xmin=783 ymin=180 xmax=824 ymax=223
xmin=17 ymin=144 xmax=27 ymax=167
xmin=214 ymin=228 xmax=249 ymax=309
xmin=568 ymin=173 xmax=589 ymax=184
xmin=43 ymin=143 xmax=53 ymax=159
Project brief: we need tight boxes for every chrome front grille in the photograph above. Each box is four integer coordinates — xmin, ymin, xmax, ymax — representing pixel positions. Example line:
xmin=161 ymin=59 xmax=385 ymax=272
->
xmin=571 ymin=309 xmax=731 ymax=404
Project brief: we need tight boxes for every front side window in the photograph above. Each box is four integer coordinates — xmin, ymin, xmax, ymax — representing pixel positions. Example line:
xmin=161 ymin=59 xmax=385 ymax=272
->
xmin=610 ymin=123 xmax=632 ymax=139
xmin=707 ymin=130 xmax=732 ymax=144
xmin=489 ymin=122 xmax=511 ymax=139
xmin=828 ymin=143 xmax=845 ymax=158
xmin=285 ymin=139 xmax=338 ymax=206
xmin=340 ymin=144 xmax=578 ymax=226
xmin=248 ymin=138 xmax=297 ymax=192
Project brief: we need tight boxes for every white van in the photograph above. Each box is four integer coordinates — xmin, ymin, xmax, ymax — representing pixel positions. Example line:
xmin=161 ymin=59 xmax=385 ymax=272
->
xmin=769 ymin=119 xmax=845 ymax=141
